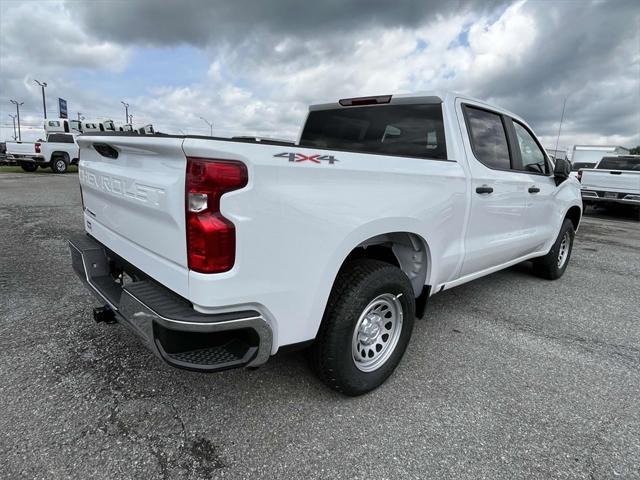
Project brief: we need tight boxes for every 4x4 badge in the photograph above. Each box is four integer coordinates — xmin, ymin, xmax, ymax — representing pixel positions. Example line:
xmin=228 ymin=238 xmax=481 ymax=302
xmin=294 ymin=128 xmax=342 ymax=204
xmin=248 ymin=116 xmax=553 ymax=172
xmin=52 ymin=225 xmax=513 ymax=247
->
xmin=274 ymin=152 xmax=339 ymax=164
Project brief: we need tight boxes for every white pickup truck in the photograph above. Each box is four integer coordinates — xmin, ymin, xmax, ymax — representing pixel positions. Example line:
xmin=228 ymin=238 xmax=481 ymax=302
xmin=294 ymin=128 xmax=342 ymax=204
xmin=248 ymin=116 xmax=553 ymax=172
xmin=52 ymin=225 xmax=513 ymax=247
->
xmin=580 ymin=156 xmax=640 ymax=208
xmin=6 ymin=133 xmax=79 ymax=173
xmin=69 ymin=92 xmax=582 ymax=395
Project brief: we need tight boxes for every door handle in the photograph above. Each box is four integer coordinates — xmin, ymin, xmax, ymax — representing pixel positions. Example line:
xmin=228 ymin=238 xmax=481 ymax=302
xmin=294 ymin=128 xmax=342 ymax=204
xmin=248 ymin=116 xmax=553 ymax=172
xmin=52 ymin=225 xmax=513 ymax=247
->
xmin=528 ymin=186 xmax=540 ymax=193
xmin=476 ymin=185 xmax=493 ymax=194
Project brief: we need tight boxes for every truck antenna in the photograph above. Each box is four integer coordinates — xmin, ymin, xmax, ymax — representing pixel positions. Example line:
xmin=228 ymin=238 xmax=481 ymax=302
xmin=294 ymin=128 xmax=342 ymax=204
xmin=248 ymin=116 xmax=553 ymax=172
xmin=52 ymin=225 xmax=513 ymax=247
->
xmin=554 ymin=97 xmax=567 ymax=156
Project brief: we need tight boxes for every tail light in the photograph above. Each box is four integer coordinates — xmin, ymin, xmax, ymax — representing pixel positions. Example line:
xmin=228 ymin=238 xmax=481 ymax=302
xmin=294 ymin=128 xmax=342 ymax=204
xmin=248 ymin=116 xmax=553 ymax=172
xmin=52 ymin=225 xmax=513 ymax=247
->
xmin=186 ymin=157 xmax=248 ymax=273
xmin=35 ymin=142 xmax=41 ymax=153
xmin=577 ymin=169 xmax=582 ymax=182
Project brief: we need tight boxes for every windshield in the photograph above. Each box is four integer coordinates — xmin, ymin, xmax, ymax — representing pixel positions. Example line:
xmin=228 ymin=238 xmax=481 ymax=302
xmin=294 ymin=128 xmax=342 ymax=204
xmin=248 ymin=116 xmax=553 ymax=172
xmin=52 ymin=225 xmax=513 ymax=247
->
xmin=597 ymin=157 xmax=640 ymax=170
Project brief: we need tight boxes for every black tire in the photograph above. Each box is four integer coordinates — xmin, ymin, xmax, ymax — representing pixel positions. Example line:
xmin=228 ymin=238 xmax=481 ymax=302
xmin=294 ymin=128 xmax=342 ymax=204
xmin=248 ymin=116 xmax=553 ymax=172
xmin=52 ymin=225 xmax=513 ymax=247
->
xmin=51 ymin=156 xmax=69 ymax=174
xmin=532 ymin=219 xmax=575 ymax=280
xmin=309 ymin=259 xmax=415 ymax=396
xmin=19 ymin=162 xmax=38 ymax=172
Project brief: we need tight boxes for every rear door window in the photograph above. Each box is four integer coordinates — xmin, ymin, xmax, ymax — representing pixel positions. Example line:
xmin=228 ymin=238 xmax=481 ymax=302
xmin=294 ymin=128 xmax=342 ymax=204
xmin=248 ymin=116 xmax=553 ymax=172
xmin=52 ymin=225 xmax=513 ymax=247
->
xmin=300 ymin=104 xmax=447 ymax=160
xmin=463 ymin=105 xmax=511 ymax=170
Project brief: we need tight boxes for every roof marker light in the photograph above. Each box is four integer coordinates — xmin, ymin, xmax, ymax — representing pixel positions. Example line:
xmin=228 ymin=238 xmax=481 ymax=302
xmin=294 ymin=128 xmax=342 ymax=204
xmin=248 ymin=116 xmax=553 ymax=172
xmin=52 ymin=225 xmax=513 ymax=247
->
xmin=338 ymin=95 xmax=392 ymax=106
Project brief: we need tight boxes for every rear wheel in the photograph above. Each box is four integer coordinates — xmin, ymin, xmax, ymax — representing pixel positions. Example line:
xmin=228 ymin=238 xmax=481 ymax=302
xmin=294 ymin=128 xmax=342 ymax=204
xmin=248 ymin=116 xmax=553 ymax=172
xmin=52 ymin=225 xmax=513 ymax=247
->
xmin=51 ymin=156 xmax=69 ymax=174
xmin=532 ymin=219 xmax=575 ymax=280
xmin=309 ymin=259 xmax=415 ymax=396
xmin=19 ymin=162 xmax=37 ymax=172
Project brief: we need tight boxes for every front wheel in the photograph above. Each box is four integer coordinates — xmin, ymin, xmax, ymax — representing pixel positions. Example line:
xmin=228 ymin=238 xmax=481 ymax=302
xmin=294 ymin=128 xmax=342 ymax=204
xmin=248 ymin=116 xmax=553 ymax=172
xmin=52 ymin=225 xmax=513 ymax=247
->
xmin=532 ymin=219 xmax=575 ymax=280
xmin=309 ymin=259 xmax=415 ymax=396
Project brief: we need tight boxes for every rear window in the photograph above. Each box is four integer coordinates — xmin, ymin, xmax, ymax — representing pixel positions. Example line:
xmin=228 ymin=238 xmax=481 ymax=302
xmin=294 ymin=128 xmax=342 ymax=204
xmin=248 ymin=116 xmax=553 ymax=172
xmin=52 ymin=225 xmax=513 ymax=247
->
xmin=596 ymin=157 xmax=640 ymax=171
xmin=47 ymin=134 xmax=74 ymax=143
xmin=571 ymin=161 xmax=596 ymax=171
xmin=299 ymin=104 xmax=447 ymax=160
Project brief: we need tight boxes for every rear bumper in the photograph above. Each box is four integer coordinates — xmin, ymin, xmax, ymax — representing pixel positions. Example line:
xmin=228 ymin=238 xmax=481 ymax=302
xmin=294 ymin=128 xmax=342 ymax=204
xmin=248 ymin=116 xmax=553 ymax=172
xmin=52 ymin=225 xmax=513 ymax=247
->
xmin=68 ymin=233 xmax=272 ymax=372
xmin=581 ymin=189 xmax=640 ymax=205
xmin=7 ymin=154 xmax=45 ymax=162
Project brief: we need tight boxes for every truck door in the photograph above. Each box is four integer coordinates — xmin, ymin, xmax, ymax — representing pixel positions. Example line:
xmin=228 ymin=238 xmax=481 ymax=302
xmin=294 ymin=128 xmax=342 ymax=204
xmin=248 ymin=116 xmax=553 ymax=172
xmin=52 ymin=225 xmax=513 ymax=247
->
xmin=506 ymin=118 xmax=556 ymax=254
xmin=456 ymin=101 xmax=532 ymax=276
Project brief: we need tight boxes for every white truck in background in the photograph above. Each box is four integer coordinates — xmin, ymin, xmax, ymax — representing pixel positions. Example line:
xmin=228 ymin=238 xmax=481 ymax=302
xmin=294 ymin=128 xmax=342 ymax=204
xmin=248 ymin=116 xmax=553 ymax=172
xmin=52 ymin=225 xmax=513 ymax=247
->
xmin=570 ymin=145 xmax=630 ymax=179
xmin=6 ymin=133 xmax=79 ymax=173
xmin=44 ymin=118 xmax=83 ymax=134
xmin=69 ymin=91 xmax=582 ymax=395
xmin=580 ymin=155 xmax=640 ymax=208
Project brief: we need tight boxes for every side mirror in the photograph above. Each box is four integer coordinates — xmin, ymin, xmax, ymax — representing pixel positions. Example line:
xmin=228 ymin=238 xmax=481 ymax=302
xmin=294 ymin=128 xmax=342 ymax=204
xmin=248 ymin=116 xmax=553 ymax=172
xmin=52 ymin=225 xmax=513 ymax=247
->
xmin=554 ymin=157 xmax=571 ymax=185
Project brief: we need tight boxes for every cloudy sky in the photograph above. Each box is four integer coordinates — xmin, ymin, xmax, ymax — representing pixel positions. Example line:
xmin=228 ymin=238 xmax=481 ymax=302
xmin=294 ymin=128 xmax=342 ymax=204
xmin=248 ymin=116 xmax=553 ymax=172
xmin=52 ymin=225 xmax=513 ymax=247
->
xmin=1 ymin=0 xmax=638 ymax=151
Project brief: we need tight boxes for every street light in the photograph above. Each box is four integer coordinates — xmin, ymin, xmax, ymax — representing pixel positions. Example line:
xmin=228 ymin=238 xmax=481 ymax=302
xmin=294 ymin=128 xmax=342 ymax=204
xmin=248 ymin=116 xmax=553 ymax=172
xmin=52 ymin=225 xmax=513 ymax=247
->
xmin=34 ymin=79 xmax=48 ymax=119
xmin=8 ymin=114 xmax=17 ymax=140
xmin=121 ymin=101 xmax=129 ymax=124
xmin=199 ymin=116 xmax=213 ymax=136
xmin=9 ymin=99 xmax=24 ymax=141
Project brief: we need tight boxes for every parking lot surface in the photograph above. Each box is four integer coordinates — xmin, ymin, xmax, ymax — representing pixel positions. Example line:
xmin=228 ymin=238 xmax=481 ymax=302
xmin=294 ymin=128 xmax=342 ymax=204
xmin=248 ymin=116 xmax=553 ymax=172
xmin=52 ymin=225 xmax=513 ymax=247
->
xmin=1 ymin=172 xmax=639 ymax=480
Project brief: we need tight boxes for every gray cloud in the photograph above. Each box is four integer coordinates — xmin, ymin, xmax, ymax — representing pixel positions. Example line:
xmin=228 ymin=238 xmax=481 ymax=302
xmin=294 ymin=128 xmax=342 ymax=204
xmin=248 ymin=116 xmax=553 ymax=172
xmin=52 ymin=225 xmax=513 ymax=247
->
xmin=472 ymin=0 xmax=639 ymax=146
xmin=69 ymin=0 xmax=506 ymax=46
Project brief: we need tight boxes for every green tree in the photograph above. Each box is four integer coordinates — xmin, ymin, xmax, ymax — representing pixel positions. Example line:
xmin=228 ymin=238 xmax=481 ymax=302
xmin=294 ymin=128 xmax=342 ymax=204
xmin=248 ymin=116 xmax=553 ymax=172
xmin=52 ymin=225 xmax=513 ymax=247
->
xmin=630 ymin=146 xmax=640 ymax=155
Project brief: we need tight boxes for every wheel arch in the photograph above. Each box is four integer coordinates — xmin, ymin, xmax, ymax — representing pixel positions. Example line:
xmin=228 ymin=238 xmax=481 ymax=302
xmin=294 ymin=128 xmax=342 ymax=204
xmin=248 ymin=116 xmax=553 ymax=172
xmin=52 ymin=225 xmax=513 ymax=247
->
xmin=565 ymin=205 xmax=582 ymax=232
xmin=51 ymin=151 xmax=70 ymax=161
xmin=343 ymin=231 xmax=432 ymax=298
xmin=306 ymin=220 xmax=437 ymax=343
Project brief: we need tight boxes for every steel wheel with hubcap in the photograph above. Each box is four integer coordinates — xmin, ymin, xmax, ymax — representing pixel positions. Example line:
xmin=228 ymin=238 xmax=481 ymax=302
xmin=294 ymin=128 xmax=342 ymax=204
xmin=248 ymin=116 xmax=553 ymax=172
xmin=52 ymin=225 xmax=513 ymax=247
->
xmin=352 ymin=293 xmax=403 ymax=372
xmin=309 ymin=258 xmax=415 ymax=396
xmin=533 ymin=218 xmax=575 ymax=280
xmin=557 ymin=231 xmax=570 ymax=269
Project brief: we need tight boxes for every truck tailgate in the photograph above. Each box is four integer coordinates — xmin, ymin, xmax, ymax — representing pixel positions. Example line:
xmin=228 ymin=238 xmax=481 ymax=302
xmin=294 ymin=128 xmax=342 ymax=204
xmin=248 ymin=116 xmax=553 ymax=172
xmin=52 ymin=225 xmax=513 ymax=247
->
xmin=581 ymin=169 xmax=640 ymax=193
xmin=77 ymin=135 xmax=188 ymax=268
xmin=6 ymin=142 xmax=35 ymax=156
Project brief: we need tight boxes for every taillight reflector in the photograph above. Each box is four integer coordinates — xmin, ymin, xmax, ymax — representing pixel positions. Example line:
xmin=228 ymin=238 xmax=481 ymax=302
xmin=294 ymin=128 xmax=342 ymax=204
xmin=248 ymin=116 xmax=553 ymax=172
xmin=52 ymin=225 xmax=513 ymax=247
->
xmin=35 ymin=142 xmax=41 ymax=153
xmin=186 ymin=158 xmax=248 ymax=273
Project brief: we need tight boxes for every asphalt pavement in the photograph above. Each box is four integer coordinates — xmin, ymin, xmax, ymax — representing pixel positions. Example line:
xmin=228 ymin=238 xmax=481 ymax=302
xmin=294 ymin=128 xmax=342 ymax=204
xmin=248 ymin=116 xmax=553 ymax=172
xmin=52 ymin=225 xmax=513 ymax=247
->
xmin=1 ymin=171 xmax=638 ymax=480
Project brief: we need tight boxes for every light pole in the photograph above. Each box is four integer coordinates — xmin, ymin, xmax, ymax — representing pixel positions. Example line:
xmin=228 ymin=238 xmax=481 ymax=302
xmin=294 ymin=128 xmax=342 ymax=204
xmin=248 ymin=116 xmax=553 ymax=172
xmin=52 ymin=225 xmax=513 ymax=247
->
xmin=121 ymin=101 xmax=129 ymax=124
xmin=9 ymin=99 xmax=24 ymax=141
xmin=8 ymin=114 xmax=17 ymax=140
xmin=199 ymin=116 xmax=213 ymax=136
xmin=128 ymin=114 xmax=133 ymax=125
xmin=34 ymin=79 xmax=48 ymax=119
